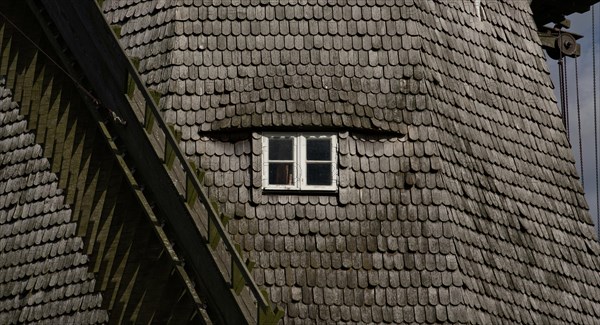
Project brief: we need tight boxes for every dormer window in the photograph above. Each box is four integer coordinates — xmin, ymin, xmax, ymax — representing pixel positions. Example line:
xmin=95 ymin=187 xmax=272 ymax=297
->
xmin=262 ymin=132 xmax=337 ymax=191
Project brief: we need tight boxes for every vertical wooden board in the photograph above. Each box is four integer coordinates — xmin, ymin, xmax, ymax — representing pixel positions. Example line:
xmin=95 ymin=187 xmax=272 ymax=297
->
xmin=73 ymin=140 xmax=102 ymax=221
xmin=86 ymin=164 xmax=122 ymax=259
xmin=58 ymin=102 xmax=75 ymax=189
xmin=150 ymin=272 xmax=189 ymax=324
xmin=35 ymin=73 xmax=52 ymax=145
xmin=0 ymin=24 xmax=5 ymax=57
xmin=50 ymin=89 xmax=69 ymax=174
xmin=43 ymin=87 xmax=60 ymax=161
xmin=17 ymin=51 xmax=37 ymax=119
xmin=100 ymin=219 xmax=125 ymax=306
xmin=11 ymin=48 xmax=26 ymax=108
xmin=128 ymin=286 xmax=146 ymax=325
xmin=89 ymin=185 xmax=117 ymax=274
xmin=72 ymin=158 xmax=99 ymax=230
xmin=144 ymin=104 xmax=154 ymax=131
xmin=167 ymin=289 xmax=198 ymax=324
xmin=90 ymin=171 xmax=126 ymax=288
xmin=82 ymin=172 xmax=110 ymax=256
xmin=3 ymin=37 xmax=18 ymax=94
xmin=61 ymin=98 xmax=86 ymax=200
xmin=112 ymin=262 xmax=139 ymax=324
xmin=5 ymin=6 xmax=43 ymax=109
xmin=134 ymin=252 xmax=173 ymax=325
xmin=71 ymin=141 xmax=93 ymax=230
xmin=0 ymin=44 xmax=6 ymax=79
xmin=103 ymin=194 xmax=145 ymax=293
xmin=65 ymin=115 xmax=86 ymax=204
xmin=27 ymin=57 xmax=46 ymax=143
xmin=0 ymin=26 xmax=12 ymax=77
xmin=111 ymin=213 xmax=154 ymax=324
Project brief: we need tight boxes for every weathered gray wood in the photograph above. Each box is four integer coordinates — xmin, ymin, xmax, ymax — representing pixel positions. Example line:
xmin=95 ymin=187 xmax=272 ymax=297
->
xmin=94 ymin=0 xmax=600 ymax=324
xmin=37 ymin=0 xmax=266 ymax=323
xmin=0 ymin=81 xmax=108 ymax=323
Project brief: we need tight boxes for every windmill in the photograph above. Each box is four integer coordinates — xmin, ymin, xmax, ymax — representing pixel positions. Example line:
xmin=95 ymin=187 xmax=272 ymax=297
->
xmin=2 ymin=0 xmax=600 ymax=324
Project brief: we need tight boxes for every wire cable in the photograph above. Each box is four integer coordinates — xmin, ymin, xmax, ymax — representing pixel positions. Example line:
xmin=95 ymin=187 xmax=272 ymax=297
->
xmin=593 ymin=5 xmax=600 ymax=237
xmin=557 ymin=28 xmax=569 ymax=134
xmin=558 ymin=57 xmax=569 ymax=136
xmin=575 ymin=57 xmax=584 ymax=187
xmin=564 ymin=57 xmax=570 ymax=138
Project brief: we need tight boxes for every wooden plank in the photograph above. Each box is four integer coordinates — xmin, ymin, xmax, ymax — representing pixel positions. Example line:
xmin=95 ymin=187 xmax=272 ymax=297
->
xmin=38 ymin=1 xmax=264 ymax=323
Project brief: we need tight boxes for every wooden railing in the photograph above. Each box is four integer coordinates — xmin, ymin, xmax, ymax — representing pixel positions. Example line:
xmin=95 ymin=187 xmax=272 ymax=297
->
xmin=123 ymin=59 xmax=284 ymax=325
xmin=34 ymin=0 xmax=284 ymax=323
xmin=106 ymin=5 xmax=285 ymax=325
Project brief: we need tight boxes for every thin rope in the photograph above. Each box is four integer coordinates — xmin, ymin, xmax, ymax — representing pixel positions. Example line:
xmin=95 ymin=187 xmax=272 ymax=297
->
xmin=575 ymin=57 xmax=584 ymax=187
xmin=593 ymin=5 xmax=600 ymax=237
xmin=564 ymin=57 xmax=570 ymax=138
xmin=558 ymin=57 xmax=567 ymax=128
xmin=558 ymin=27 xmax=568 ymax=131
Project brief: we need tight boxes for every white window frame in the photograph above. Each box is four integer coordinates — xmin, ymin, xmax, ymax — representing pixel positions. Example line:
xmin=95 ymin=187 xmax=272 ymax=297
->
xmin=262 ymin=132 xmax=338 ymax=191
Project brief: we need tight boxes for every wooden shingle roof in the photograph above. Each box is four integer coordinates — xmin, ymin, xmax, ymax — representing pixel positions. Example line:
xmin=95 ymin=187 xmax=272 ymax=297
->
xmin=0 ymin=1 xmax=233 ymax=322
xmin=419 ymin=2 xmax=600 ymax=323
xmin=103 ymin=0 xmax=423 ymax=135
xmin=102 ymin=0 xmax=600 ymax=323
xmin=0 ymin=83 xmax=108 ymax=324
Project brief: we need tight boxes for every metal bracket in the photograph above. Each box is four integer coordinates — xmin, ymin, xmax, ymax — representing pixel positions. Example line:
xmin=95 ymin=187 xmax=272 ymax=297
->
xmin=538 ymin=20 xmax=582 ymax=60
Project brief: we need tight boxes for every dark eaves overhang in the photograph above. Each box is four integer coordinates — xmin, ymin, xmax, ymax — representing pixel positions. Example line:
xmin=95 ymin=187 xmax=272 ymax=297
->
xmin=531 ymin=0 xmax=600 ymax=27
xmin=532 ymin=0 xmax=599 ymax=59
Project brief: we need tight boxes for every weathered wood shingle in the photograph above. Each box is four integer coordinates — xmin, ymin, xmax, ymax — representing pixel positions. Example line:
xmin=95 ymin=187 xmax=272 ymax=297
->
xmin=188 ymin=131 xmax=454 ymax=323
xmin=419 ymin=2 xmax=600 ymax=323
xmin=0 ymin=84 xmax=108 ymax=324
xmin=0 ymin=1 xmax=212 ymax=322
xmin=103 ymin=0 xmax=425 ymax=136
xmin=102 ymin=0 xmax=600 ymax=324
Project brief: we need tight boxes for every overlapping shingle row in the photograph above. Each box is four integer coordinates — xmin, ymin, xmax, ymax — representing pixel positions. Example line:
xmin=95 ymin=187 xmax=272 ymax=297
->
xmin=103 ymin=0 xmax=428 ymax=136
xmin=0 ymin=85 xmax=108 ymax=324
xmin=102 ymin=0 xmax=600 ymax=323
xmin=194 ymin=130 xmax=459 ymax=323
xmin=416 ymin=1 xmax=600 ymax=323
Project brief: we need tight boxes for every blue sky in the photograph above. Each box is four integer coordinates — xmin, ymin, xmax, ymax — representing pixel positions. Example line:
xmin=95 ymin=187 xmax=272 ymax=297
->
xmin=547 ymin=7 xmax=600 ymax=234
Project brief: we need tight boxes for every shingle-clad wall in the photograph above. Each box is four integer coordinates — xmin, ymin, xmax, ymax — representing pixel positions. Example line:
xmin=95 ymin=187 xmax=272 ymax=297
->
xmin=101 ymin=0 xmax=600 ymax=324
xmin=0 ymin=85 xmax=108 ymax=324
xmin=0 ymin=2 xmax=209 ymax=322
xmin=196 ymin=131 xmax=461 ymax=323
xmin=103 ymin=0 xmax=425 ymax=134
xmin=416 ymin=1 xmax=600 ymax=323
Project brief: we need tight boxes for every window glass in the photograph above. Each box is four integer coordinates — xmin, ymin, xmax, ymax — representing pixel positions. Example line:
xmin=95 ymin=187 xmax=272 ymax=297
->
xmin=306 ymin=138 xmax=332 ymax=161
xmin=269 ymin=163 xmax=294 ymax=185
xmin=306 ymin=163 xmax=332 ymax=185
xmin=262 ymin=132 xmax=337 ymax=191
xmin=269 ymin=138 xmax=294 ymax=160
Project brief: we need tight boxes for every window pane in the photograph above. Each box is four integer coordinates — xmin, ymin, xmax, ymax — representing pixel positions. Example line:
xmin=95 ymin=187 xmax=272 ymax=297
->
xmin=269 ymin=163 xmax=294 ymax=185
xmin=269 ymin=138 xmax=294 ymax=160
xmin=306 ymin=163 xmax=332 ymax=185
xmin=306 ymin=138 xmax=331 ymax=161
